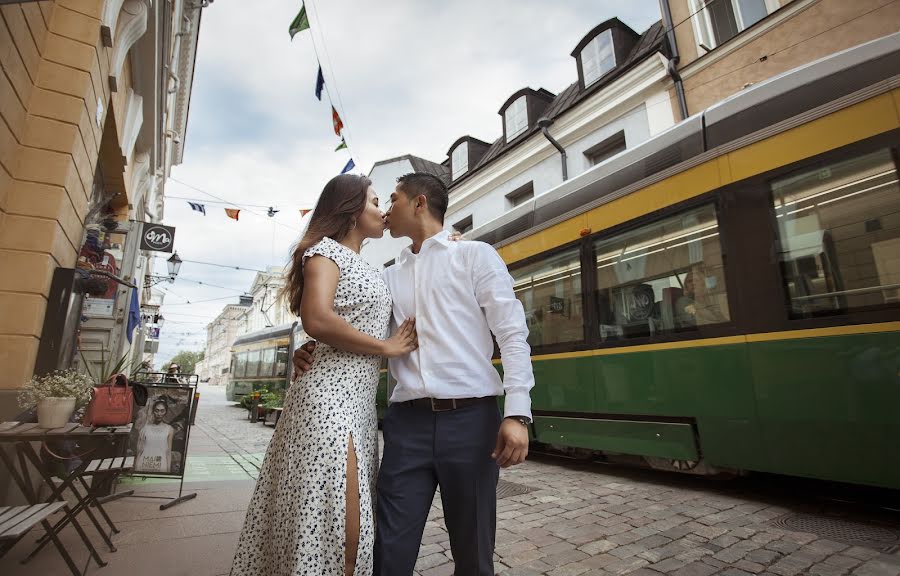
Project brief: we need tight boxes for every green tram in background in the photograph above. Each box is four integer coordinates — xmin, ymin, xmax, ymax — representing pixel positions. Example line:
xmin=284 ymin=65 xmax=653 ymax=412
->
xmin=378 ymin=34 xmax=900 ymax=489
xmin=226 ymin=323 xmax=300 ymax=402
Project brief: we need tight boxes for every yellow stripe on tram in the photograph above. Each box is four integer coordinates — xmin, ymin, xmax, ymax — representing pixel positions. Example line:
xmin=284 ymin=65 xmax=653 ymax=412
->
xmin=498 ymin=92 xmax=900 ymax=265
xmin=489 ymin=321 xmax=900 ymax=364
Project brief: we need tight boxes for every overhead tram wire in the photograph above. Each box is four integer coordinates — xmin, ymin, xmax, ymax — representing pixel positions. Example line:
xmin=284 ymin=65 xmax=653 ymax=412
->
xmin=165 ymin=195 xmax=304 ymax=210
xmin=179 ymin=259 xmax=268 ymax=273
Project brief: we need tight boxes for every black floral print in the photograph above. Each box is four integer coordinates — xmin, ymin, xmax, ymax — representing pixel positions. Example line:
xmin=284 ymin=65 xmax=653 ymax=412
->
xmin=231 ymin=237 xmax=392 ymax=576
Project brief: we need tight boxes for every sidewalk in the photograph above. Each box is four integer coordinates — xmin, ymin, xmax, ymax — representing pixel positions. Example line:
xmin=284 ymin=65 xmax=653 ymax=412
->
xmin=2 ymin=384 xmax=899 ymax=576
xmin=0 ymin=384 xmax=261 ymax=576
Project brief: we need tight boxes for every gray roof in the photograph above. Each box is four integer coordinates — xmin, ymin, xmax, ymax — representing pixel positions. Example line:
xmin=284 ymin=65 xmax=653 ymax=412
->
xmin=452 ymin=20 xmax=666 ymax=189
xmin=370 ymin=154 xmax=451 ymax=185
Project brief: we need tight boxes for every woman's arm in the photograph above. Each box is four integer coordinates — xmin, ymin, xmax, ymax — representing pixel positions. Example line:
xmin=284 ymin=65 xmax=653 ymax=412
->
xmin=299 ymin=255 xmax=416 ymax=358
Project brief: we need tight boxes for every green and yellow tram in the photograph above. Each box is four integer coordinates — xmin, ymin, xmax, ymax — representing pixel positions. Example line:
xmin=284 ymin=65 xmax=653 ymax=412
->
xmin=379 ymin=34 xmax=900 ymax=489
xmin=226 ymin=323 xmax=300 ymax=402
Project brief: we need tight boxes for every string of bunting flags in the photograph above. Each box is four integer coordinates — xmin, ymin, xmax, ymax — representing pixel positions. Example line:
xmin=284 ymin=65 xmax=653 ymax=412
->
xmin=291 ymin=1 xmax=356 ymax=175
xmin=179 ymin=2 xmax=350 ymax=224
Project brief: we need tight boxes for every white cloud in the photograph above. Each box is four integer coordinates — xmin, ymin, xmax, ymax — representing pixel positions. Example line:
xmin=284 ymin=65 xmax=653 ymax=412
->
xmin=155 ymin=0 xmax=661 ymax=364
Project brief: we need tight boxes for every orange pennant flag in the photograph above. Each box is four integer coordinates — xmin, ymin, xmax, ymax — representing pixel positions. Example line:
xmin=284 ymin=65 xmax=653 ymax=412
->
xmin=332 ymin=106 xmax=344 ymax=136
xmin=225 ymin=208 xmax=240 ymax=221
xmin=300 ymin=209 xmax=311 ymax=217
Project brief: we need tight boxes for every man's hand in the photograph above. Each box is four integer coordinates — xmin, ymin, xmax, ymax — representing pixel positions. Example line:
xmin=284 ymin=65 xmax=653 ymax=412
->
xmin=492 ymin=418 xmax=529 ymax=468
xmin=291 ymin=341 xmax=317 ymax=382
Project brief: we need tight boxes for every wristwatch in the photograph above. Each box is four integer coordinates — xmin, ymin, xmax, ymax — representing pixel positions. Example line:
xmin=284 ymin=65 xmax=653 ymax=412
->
xmin=507 ymin=416 xmax=531 ymax=428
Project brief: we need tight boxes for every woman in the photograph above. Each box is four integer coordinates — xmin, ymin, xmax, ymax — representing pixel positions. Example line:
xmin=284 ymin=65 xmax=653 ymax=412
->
xmin=231 ymin=174 xmax=416 ymax=576
xmin=136 ymin=400 xmax=174 ymax=473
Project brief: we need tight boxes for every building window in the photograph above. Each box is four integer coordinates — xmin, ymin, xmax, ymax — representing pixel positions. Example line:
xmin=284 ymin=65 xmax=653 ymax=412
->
xmin=691 ymin=0 xmax=771 ymax=51
xmin=771 ymin=148 xmax=900 ymax=318
xmin=275 ymin=345 xmax=288 ymax=377
xmin=505 ymin=96 xmax=528 ymax=141
xmin=584 ymin=131 xmax=626 ymax=167
xmin=581 ymin=29 xmax=616 ymax=87
xmin=594 ymin=203 xmax=730 ymax=341
xmin=452 ymin=142 xmax=468 ymax=180
xmin=453 ymin=215 xmax=473 ymax=235
xmin=506 ymin=182 xmax=534 ymax=209
xmin=510 ymin=247 xmax=584 ymax=348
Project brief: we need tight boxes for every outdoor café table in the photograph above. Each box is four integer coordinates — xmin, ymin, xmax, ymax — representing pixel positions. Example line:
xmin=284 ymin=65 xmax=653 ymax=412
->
xmin=0 ymin=421 xmax=132 ymax=575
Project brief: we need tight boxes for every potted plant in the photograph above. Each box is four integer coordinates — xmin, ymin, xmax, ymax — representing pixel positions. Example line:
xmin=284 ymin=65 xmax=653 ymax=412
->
xmin=19 ymin=370 xmax=95 ymax=428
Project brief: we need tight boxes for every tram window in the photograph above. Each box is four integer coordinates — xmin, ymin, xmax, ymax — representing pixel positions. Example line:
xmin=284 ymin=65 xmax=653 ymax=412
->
xmin=510 ymin=247 xmax=584 ymax=348
xmin=771 ymin=148 xmax=900 ymax=317
xmin=234 ymin=352 xmax=247 ymax=378
xmin=260 ymin=347 xmax=276 ymax=378
xmin=275 ymin=345 xmax=289 ymax=378
xmin=594 ymin=203 xmax=730 ymax=341
xmin=246 ymin=349 xmax=261 ymax=378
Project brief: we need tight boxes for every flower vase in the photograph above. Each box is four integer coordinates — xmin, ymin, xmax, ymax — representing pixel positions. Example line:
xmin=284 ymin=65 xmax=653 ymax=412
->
xmin=37 ymin=397 xmax=76 ymax=429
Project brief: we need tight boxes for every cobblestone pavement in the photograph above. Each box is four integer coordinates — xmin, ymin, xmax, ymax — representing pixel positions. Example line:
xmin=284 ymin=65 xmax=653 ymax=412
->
xmin=196 ymin=385 xmax=900 ymax=576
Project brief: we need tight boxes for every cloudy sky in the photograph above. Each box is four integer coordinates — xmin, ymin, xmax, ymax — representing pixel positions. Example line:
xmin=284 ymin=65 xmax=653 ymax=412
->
xmin=153 ymin=0 xmax=661 ymax=363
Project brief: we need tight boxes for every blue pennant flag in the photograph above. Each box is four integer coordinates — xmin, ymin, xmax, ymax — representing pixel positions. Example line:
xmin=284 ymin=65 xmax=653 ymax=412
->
xmin=188 ymin=201 xmax=206 ymax=215
xmin=315 ymin=66 xmax=325 ymax=101
xmin=341 ymin=159 xmax=355 ymax=174
xmin=126 ymin=288 xmax=141 ymax=343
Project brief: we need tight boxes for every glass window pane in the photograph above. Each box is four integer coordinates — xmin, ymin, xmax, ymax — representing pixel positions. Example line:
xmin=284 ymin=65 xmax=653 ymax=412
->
xmin=505 ymin=96 xmax=528 ymax=140
xmin=735 ymin=0 xmax=768 ymax=30
xmin=582 ymin=30 xmax=616 ymax=87
xmin=452 ymin=142 xmax=468 ymax=180
xmin=275 ymin=345 xmax=289 ymax=378
xmin=235 ymin=352 xmax=247 ymax=378
xmin=771 ymin=148 xmax=900 ymax=317
xmin=261 ymin=347 xmax=276 ymax=378
xmin=246 ymin=349 xmax=261 ymax=378
xmin=511 ymin=248 xmax=584 ymax=348
xmin=594 ymin=204 xmax=730 ymax=342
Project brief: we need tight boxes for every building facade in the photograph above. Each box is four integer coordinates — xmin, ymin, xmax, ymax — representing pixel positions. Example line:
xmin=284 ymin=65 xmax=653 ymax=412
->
xmin=202 ymin=303 xmax=249 ymax=386
xmin=661 ymin=0 xmax=900 ymax=118
xmin=236 ymin=266 xmax=294 ymax=336
xmin=362 ymin=18 xmax=678 ymax=269
xmin=0 ymin=0 xmax=203 ymax=419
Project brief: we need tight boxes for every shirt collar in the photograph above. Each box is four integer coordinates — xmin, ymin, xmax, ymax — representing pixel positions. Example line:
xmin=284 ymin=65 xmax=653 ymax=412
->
xmin=396 ymin=230 xmax=451 ymax=265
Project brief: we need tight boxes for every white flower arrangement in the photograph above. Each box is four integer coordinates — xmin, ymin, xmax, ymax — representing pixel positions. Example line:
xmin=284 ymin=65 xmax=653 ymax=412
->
xmin=18 ymin=370 xmax=95 ymax=409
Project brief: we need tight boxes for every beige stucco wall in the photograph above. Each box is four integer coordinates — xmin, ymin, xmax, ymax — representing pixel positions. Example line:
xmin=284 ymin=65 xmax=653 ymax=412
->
xmin=0 ymin=0 xmax=134 ymax=393
xmin=665 ymin=0 xmax=900 ymax=116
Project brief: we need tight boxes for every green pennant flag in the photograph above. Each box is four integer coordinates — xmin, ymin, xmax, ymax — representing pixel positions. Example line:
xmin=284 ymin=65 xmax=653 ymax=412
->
xmin=335 ymin=137 xmax=347 ymax=151
xmin=289 ymin=4 xmax=310 ymax=40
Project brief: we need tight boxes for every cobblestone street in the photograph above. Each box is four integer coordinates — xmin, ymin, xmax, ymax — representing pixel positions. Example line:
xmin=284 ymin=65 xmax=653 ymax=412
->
xmin=194 ymin=384 xmax=900 ymax=576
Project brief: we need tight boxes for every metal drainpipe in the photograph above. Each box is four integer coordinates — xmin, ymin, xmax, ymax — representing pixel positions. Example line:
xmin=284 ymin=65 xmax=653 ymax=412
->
xmin=660 ymin=0 xmax=689 ymax=120
xmin=537 ymin=118 xmax=568 ymax=181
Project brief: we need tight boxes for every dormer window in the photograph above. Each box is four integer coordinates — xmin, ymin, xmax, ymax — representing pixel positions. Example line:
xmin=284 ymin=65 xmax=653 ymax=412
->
xmin=505 ymin=96 xmax=528 ymax=141
xmin=581 ymin=29 xmax=615 ymax=87
xmin=452 ymin=142 xmax=468 ymax=180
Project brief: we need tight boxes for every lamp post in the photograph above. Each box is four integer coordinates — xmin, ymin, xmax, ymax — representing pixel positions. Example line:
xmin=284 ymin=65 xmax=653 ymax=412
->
xmin=145 ymin=251 xmax=183 ymax=287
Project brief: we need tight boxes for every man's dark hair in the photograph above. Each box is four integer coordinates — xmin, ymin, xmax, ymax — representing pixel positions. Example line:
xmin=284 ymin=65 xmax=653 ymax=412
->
xmin=396 ymin=172 xmax=449 ymax=224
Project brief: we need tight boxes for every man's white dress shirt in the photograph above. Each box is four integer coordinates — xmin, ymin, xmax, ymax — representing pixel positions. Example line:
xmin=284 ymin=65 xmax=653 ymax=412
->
xmin=383 ymin=231 xmax=534 ymax=420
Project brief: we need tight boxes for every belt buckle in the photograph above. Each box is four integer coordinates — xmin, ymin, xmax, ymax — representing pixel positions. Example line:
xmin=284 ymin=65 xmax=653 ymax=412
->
xmin=430 ymin=398 xmax=456 ymax=412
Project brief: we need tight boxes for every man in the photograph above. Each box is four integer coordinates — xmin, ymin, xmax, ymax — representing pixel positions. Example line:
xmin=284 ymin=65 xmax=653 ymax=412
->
xmin=165 ymin=363 xmax=182 ymax=384
xmin=294 ymin=172 xmax=534 ymax=575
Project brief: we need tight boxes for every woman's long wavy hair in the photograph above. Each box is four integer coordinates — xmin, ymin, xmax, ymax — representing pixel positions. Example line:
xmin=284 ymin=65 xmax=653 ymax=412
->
xmin=283 ymin=174 xmax=372 ymax=315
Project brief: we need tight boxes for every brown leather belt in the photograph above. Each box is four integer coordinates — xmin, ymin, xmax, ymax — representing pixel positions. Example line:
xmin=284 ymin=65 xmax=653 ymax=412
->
xmin=401 ymin=396 xmax=495 ymax=412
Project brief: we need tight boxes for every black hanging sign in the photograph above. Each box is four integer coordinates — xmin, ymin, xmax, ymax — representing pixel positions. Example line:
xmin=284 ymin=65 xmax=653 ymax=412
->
xmin=140 ymin=223 xmax=176 ymax=253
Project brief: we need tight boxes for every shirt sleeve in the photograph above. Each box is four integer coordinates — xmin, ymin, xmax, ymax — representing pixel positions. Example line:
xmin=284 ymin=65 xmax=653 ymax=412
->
xmin=470 ymin=242 xmax=534 ymax=420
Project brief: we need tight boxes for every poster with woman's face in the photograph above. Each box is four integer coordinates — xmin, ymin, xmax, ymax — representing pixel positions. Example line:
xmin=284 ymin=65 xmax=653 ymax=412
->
xmin=127 ymin=385 xmax=192 ymax=476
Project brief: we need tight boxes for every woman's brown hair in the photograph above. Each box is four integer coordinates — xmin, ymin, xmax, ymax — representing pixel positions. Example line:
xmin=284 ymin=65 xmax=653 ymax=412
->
xmin=283 ymin=174 xmax=372 ymax=315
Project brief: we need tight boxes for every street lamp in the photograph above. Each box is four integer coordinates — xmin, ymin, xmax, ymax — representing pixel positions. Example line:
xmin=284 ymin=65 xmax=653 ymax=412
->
xmin=145 ymin=251 xmax=183 ymax=287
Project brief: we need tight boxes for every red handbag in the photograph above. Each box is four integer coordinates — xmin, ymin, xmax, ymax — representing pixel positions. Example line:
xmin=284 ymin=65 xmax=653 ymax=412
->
xmin=83 ymin=373 xmax=134 ymax=426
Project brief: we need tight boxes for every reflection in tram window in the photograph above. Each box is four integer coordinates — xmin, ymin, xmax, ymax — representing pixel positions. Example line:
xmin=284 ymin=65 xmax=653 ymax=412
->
xmin=260 ymin=347 xmax=276 ymax=378
xmin=772 ymin=148 xmax=900 ymax=317
xmin=510 ymin=248 xmax=584 ymax=348
xmin=593 ymin=203 xmax=730 ymax=341
xmin=245 ymin=349 xmax=261 ymax=379
xmin=234 ymin=352 xmax=247 ymax=378
xmin=275 ymin=345 xmax=289 ymax=378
